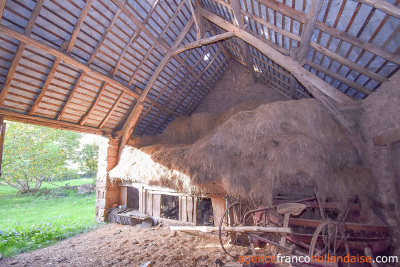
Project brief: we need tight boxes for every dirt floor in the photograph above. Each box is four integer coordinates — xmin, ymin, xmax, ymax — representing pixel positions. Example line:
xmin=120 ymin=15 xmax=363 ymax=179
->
xmin=0 ymin=223 xmax=230 ymax=267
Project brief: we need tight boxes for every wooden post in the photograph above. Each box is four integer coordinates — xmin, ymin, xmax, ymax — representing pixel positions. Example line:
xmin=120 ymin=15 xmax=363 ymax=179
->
xmin=0 ymin=115 xmax=5 ymax=175
xmin=211 ymin=197 xmax=227 ymax=227
xmin=153 ymin=194 xmax=161 ymax=218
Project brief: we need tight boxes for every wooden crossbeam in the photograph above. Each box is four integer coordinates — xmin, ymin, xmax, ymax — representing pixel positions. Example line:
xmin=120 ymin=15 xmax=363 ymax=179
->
xmin=296 ymin=0 xmax=324 ymax=62
xmin=99 ymin=92 xmax=124 ymax=129
xmin=205 ymin=20 xmax=232 ymax=61
xmin=201 ymin=8 xmax=354 ymax=105
xmin=66 ymin=0 xmax=94 ymax=52
xmin=353 ymin=0 xmax=400 ymax=19
xmin=0 ymin=0 xmax=45 ymax=106
xmin=80 ymin=82 xmax=108 ymax=125
xmin=230 ymin=0 xmax=258 ymax=82
xmin=28 ymin=58 xmax=61 ymax=115
xmin=172 ymin=32 xmax=234 ymax=56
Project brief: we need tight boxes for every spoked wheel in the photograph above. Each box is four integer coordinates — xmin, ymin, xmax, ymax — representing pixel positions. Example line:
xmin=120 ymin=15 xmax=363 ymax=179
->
xmin=310 ymin=221 xmax=350 ymax=266
xmin=219 ymin=202 xmax=254 ymax=258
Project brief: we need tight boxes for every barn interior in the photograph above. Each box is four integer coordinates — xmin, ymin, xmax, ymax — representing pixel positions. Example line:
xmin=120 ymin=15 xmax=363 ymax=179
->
xmin=0 ymin=0 xmax=399 ymax=264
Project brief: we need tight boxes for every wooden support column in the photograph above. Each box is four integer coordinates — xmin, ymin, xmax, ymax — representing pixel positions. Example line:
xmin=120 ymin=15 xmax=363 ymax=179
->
xmin=0 ymin=115 xmax=5 ymax=175
xmin=95 ymin=136 xmax=121 ymax=222
xmin=230 ymin=0 xmax=258 ymax=82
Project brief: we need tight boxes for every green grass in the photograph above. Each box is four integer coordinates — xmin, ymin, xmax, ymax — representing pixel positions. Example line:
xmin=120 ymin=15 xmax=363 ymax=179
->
xmin=0 ymin=178 xmax=100 ymax=257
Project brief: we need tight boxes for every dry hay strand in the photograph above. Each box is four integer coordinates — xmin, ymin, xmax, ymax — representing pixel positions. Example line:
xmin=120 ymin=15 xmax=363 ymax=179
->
xmin=150 ymin=99 xmax=376 ymax=206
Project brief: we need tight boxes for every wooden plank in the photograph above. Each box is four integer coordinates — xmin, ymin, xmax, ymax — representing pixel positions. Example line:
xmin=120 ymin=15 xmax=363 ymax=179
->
xmin=0 ymin=0 xmax=45 ymax=106
xmin=353 ymin=0 xmax=400 ymax=19
xmin=297 ymin=0 xmax=324 ymax=62
xmin=193 ymin=197 xmax=197 ymax=224
xmin=80 ymin=82 xmax=107 ymax=125
xmin=256 ymin=0 xmax=306 ymax=23
xmin=201 ymin=8 xmax=356 ymax=104
xmin=306 ymin=60 xmax=372 ymax=95
xmin=28 ymin=58 xmax=61 ymax=115
xmin=67 ymin=0 xmax=94 ymax=52
xmin=211 ymin=197 xmax=226 ymax=227
xmin=179 ymin=196 xmax=183 ymax=221
xmin=0 ymin=109 xmax=111 ymax=135
xmin=152 ymin=194 xmax=161 ymax=218
xmin=147 ymin=192 xmax=153 ymax=216
xmin=172 ymin=32 xmax=234 ymax=56
xmin=169 ymin=225 xmax=292 ymax=234
xmin=182 ymin=196 xmax=187 ymax=222
xmin=310 ymin=42 xmax=388 ymax=83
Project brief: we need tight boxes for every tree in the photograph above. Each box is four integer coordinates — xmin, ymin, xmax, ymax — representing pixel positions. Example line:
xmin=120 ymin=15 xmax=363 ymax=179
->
xmin=79 ymin=143 xmax=99 ymax=179
xmin=1 ymin=121 xmax=82 ymax=193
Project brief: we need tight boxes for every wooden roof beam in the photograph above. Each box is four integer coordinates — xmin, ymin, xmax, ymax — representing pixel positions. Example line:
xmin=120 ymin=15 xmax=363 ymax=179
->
xmin=201 ymin=8 xmax=354 ymax=105
xmin=0 ymin=0 xmax=5 ymax=21
xmin=230 ymin=0 xmax=258 ymax=82
xmin=117 ymin=18 xmax=195 ymax=158
xmin=353 ymin=0 xmax=400 ymax=19
xmin=57 ymin=72 xmax=85 ymax=120
xmin=188 ymin=0 xmax=204 ymax=40
xmin=99 ymin=92 xmax=124 ymax=129
xmin=0 ymin=0 xmax=45 ymax=106
xmin=66 ymin=0 xmax=94 ymax=52
xmin=296 ymin=0 xmax=324 ymax=63
xmin=80 ymin=82 xmax=107 ymax=125
xmin=0 ymin=25 xmax=178 ymax=119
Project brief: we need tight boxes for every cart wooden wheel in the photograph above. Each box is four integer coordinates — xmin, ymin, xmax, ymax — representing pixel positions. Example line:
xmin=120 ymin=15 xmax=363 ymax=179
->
xmin=310 ymin=221 xmax=350 ymax=264
xmin=219 ymin=202 xmax=254 ymax=258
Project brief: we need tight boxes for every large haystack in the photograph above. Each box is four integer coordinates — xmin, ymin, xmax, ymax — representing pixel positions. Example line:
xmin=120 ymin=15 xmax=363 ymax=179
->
xmin=111 ymin=99 xmax=376 ymax=206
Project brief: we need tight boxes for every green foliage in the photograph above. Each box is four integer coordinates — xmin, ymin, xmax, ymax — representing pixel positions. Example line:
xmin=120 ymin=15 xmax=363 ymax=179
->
xmin=1 ymin=121 xmax=82 ymax=193
xmin=79 ymin=143 xmax=99 ymax=178
xmin=0 ymin=183 xmax=99 ymax=257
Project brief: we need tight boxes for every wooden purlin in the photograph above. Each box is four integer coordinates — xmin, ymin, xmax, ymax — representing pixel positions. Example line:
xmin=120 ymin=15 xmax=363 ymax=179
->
xmin=0 ymin=0 xmax=45 ymax=106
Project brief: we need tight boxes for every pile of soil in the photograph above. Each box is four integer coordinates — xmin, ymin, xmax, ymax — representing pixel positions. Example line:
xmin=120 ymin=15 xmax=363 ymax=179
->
xmin=0 ymin=223 xmax=229 ymax=267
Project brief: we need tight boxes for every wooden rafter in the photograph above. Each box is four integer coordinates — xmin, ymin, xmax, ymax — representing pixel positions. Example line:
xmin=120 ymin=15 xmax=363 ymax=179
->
xmin=296 ymin=0 xmax=324 ymax=63
xmin=0 ymin=25 xmax=178 ymax=118
xmin=188 ymin=0 xmax=204 ymax=39
xmin=99 ymin=92 xmax=124 ymax=129
xmin=66 ymin=0 xmax=94 ymax=53
xmin=0 ymin=0 xmax=5 ymax=21
xmin=0 ymin=0 xmax=45 ymax=106
xmin=201 ymin=8 xmax=354 ymax=105
xmin=80 ymin=82 xmax=108 ymax=125
xmin=117 ymin=18 xmax=195 ymax=157
xmin=57 ymin=72 xmax=85 ymax=120
xmin=230 ymin=0 xmax=258 ymax=82
xmin=353 ymin=0 xmax=400 ymax=19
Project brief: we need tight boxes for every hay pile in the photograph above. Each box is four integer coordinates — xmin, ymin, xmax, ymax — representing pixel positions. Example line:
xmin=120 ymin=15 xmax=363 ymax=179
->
xmin=110 ymin=99 xmax=376 ymax=206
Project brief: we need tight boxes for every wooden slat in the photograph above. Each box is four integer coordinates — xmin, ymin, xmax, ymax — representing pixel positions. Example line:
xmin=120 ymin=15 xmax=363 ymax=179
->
xmin=152 ymin=194 xmax=161 ymax=218
xmin=297 ymin=0 xmax=324 ymax=62
xmin=99 ymin=92 xmax=124 ymax=129
xmin=306 ymin=60 xmax=372 ymax=95
xmin=80 ymin=82 xmax=107 ymax=125
xmin=0 ymin=0 xmax=45 ymax=106
xmin=67 ymin=0 xmax=95 ymax=52
xmin=202 ymin=9 xmax=353 ymax=104
xmin=256 ymin=0 xmax=306 ymax=23
xmin=28 ymin=58 xmax=61 ymax=115
xmin=353 ymin=0 xmax=400 ymax=19
xmin=310 ymin=42 xmax=389 ymax=83
xmin=315 ymin=22 xmax=400 ymax=66
xmin=57 ymin=72 xmax=85 ymax=120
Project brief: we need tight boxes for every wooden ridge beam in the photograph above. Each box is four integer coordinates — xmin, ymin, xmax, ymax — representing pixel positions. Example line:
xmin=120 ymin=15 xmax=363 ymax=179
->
xmin=0 ymin=0 xmax=45 ymax=106
xmin=230 ymin=0 xmax=258 ymax=82
xmin=28 ymin=58 xmax=61 ymax=115
xmin=80 ymin=82 xmax=107 ymax=125
xmin=67 ymin=0 xmax=94 ymax=52
xmin=171 ymin=32 xmax=234 ymax=56
xmin=296 ymin=0 xmax=324 ymax=62
xmin=353 ymin=0 xmax=400 ymax=19
xmin=201 ymin=8 xmax=353 ymax=104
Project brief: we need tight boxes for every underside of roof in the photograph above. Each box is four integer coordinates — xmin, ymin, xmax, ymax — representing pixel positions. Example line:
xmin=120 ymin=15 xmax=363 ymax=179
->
xmin=0 ymin=0 xmax=399 ymax=139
